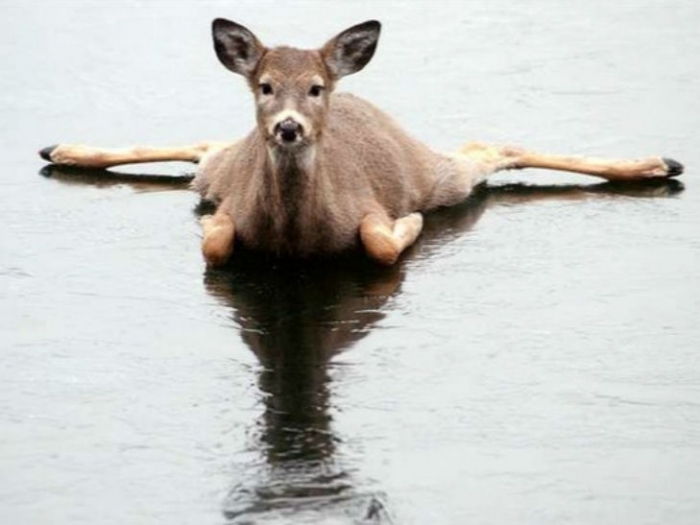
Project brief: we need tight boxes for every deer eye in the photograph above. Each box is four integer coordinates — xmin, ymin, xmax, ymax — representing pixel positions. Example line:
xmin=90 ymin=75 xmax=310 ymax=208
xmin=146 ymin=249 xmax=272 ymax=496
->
xmin=309 ymin=85 xmax=324 ymax=97
xmin=260 ymin=83 xmax=273 ymax=96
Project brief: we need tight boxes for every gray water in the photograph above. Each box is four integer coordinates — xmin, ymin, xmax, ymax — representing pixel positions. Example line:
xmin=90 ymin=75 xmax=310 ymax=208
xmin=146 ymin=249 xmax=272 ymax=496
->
xmin=2 ymin=2 xmax=699 ymax=524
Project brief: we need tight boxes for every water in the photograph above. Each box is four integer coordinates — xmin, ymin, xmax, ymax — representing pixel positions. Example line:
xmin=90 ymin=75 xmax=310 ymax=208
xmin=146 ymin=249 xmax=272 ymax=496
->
xmin=2 ymin=2 xmax=699 ymax=524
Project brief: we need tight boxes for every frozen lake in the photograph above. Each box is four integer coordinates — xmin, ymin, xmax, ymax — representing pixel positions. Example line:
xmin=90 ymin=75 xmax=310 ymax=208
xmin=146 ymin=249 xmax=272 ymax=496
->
xmin=1 ymin=1 xmax=699 ymax=524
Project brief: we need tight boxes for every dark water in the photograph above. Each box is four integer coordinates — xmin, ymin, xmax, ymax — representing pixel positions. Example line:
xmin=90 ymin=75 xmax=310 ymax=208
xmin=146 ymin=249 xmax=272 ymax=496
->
xmin=2 ymin=2 xmax=699 ymax=524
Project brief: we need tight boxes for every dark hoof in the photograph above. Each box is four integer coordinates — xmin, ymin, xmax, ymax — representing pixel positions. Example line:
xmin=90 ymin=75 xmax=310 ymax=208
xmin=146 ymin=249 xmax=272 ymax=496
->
xmin=663 ymin=157 xmax=684 ymax=177
xmin=39 ymin=144 xmax=58 ymax=162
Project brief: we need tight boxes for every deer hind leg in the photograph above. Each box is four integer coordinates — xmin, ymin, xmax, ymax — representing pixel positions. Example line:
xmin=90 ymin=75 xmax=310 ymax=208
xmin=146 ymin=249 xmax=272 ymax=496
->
xmin=200 ymin=200 xmax=236 ymax=267
xmin=455 ymin=142 xmax=684 ymax=181
xmin=360 ymin=212 xmax=424 ymax=265
xmin=39 ymin=141 xmax=229 ymax=169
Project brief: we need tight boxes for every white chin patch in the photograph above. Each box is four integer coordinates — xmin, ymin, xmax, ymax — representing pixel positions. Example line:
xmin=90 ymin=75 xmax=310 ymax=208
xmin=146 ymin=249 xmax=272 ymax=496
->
xmin=268 ymin=142 xmax=316 ymax=170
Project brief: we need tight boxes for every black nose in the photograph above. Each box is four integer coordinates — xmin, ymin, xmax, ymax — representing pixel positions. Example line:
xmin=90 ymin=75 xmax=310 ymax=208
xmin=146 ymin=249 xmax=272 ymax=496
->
xmin=276 ymin=118 xmax=303 ymax=142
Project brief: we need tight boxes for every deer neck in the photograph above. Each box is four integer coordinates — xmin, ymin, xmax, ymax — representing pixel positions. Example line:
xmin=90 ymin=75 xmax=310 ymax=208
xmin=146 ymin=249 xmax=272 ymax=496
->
xmin=256 ymin=142 xmax=324 ymax=253
xmin=264 ymin=142 xmax=319 ymax=206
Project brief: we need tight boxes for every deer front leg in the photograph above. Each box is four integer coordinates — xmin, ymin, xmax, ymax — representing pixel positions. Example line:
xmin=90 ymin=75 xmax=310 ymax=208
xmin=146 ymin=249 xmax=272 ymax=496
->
xmin=360 ymin=212 xmax=424 ymax=265
xmin=200 ymin=206 xmax=235 ymax=267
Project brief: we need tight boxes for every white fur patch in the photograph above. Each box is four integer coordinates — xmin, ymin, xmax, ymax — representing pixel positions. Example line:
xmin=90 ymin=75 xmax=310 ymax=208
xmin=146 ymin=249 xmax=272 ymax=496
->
xmin=267 ymin=109 xmax=313 ymax=137
xmin=267 ymin=142 xmax=317 ymax=171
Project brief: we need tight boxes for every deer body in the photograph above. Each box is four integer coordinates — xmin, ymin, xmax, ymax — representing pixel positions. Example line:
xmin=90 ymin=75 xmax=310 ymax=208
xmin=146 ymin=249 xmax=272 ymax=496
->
xmin=194 ymin=92 xmax=464 ymax=257
xmin=38 ymin=18 xmax=684 ymax=267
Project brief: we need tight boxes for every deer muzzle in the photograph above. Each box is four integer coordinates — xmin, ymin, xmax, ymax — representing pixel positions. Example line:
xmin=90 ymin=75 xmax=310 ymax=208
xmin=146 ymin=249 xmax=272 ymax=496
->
xmin=275 ymin=118 xmax=304 ymax=143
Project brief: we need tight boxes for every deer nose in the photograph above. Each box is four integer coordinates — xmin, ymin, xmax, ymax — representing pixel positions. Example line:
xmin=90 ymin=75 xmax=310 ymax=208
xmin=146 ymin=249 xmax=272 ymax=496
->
xmin=275 ymin=118 xmax=303 ymax=143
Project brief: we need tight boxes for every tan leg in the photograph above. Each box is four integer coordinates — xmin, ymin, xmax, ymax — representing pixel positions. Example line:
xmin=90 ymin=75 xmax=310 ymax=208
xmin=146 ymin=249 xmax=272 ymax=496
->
xmin=201 ymin=205 xmax=235 ymax=267
xmin=456 ymin=142 xmax=684 ymax=181
xmin=360 ymin=212 xmax=424 ymax=265
xmin=38 ymin=141 xmax=230 ymax=169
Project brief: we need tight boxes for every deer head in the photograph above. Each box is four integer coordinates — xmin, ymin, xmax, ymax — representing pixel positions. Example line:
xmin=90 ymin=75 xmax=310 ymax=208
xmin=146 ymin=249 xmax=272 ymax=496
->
xmin=212 ymin=19 xmax=381 ymax=153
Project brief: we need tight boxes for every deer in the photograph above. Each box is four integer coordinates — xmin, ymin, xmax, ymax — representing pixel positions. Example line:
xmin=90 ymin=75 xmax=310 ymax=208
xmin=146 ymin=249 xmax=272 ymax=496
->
xmin=38 ymin=19 xmax=684 ymax=267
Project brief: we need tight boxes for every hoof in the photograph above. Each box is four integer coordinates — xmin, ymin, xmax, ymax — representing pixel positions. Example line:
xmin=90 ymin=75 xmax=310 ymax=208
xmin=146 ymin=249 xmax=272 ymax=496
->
xmin=663 ymin=158 xmax=684 ymax=177
xmin=39 ymin=145 xmax=58 ymax=162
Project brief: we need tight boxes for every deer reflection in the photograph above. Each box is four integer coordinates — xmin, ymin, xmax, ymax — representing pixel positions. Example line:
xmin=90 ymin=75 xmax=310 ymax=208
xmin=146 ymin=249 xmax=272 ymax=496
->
xmin=204 ymin=255 xmax=405 ymax=521
xmin=206 ymin=257 xmax=403 ymax=462
xmin=39 ymin=164 xmax=194 ymax=190
xmin=38 ymin=165 xmax=683 ymax=522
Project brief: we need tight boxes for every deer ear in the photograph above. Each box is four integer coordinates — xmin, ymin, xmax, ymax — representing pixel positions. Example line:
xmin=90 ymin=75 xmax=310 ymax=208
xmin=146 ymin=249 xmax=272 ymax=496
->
xmin=321 ymin=20 xmax=381 ymax=79
xmin=212 ymin=19 xmax=265 ymax=77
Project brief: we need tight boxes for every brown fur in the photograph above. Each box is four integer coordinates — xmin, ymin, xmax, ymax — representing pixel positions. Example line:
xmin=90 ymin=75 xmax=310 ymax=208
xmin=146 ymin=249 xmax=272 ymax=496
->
xmin=193 ymin=91 xmax=465 ymax=257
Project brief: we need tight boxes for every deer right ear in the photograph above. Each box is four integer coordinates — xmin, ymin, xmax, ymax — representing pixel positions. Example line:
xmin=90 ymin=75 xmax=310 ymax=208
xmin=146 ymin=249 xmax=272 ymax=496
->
xmin=212 ymin=19 xmax=265 ymax=77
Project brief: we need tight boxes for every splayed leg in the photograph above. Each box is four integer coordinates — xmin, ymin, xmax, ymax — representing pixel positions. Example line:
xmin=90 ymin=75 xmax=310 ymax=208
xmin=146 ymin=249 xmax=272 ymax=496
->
xmin=39 ymin=142 xmax=229 ymax=169
xmin=455 ymin=142 xmax=684 ymax=181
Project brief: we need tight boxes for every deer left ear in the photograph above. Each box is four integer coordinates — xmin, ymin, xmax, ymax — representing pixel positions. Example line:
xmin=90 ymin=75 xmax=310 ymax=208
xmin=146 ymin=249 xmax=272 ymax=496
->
xmin=321 ymin=20 xmax=381 ymax=79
